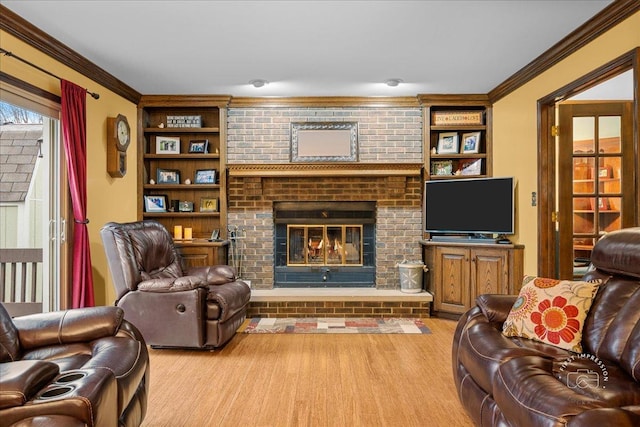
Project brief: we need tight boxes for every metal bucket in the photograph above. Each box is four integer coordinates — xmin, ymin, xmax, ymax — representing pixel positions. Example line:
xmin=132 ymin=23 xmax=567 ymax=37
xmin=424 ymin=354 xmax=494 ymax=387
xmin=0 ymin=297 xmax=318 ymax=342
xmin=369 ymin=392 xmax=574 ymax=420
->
xmin=397 ymin=261 xmax=428 ymax=293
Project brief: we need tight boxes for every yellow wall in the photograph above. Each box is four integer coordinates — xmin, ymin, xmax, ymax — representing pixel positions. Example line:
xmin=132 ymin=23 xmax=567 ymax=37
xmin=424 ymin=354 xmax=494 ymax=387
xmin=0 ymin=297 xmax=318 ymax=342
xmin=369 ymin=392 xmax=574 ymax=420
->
xmin=493 ymin=11 xmax=640 ymax=275
xmin=0 ymin=31 xmax=138 ymax=306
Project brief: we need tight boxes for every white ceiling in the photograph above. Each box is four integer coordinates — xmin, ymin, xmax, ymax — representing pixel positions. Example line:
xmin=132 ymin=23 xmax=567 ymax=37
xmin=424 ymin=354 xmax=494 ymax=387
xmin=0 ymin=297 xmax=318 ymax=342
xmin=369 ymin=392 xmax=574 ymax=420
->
xmin=2 ymin=0 xmax=614 ymax=97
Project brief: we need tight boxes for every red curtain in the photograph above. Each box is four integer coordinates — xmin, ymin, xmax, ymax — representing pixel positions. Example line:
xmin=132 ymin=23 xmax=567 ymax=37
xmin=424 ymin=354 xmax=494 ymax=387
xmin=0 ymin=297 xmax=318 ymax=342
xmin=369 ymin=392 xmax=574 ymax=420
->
xmin=61 ymin=80 xmax=94 ymax=308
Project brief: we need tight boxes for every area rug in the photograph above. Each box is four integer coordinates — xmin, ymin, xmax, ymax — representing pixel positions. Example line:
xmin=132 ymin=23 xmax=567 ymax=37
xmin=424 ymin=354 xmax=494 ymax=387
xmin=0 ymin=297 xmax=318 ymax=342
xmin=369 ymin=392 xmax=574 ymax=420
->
xmin=243 ymin=318 xmax=431 ymax=334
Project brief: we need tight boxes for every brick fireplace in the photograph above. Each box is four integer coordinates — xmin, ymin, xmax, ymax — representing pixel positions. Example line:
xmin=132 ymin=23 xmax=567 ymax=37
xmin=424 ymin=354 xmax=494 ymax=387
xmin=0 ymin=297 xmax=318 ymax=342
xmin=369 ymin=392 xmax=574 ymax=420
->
xmin=225 ymin=104 xmax=425 ymax=294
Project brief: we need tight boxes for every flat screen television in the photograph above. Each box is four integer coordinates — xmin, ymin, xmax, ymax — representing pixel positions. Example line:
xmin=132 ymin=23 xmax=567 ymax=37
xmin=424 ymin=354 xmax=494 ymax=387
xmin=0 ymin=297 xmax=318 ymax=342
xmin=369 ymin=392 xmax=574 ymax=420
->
xmin=424 ymin=177 xmax=515 ymax=240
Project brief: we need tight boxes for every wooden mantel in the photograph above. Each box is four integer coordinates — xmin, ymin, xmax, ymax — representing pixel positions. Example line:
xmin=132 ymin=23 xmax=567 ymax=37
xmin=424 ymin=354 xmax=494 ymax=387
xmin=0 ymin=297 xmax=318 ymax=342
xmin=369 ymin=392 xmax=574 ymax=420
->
xmin=227 ymin=163 xmax=424 ymax=178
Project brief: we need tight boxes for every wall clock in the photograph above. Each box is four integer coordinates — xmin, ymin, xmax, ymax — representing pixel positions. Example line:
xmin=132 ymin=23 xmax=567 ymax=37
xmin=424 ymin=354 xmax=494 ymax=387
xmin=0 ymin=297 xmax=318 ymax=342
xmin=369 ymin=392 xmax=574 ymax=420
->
xmin=107 ymin=114 xmax=130 ymax=177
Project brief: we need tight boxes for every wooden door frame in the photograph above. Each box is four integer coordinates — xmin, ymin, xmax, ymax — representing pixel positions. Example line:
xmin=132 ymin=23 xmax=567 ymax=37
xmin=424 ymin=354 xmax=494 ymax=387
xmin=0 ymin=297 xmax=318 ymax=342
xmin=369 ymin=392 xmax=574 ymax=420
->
xmin=537 ymin=48 xmax=640 ymax=277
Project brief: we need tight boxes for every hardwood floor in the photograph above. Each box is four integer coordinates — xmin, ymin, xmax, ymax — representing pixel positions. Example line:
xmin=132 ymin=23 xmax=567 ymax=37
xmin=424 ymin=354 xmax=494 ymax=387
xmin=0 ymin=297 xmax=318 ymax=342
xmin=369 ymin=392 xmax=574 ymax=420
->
xmin=143 ymin=317 xmax=473 ymax=427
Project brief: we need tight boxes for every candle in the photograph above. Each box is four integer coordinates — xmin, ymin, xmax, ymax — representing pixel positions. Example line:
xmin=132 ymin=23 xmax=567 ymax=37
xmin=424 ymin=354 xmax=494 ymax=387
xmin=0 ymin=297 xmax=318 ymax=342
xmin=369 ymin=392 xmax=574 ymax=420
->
xmin=174 ymin=225 xmax=182 ymax=240
xmin=184 ymin=227 xmax=193 ymax=240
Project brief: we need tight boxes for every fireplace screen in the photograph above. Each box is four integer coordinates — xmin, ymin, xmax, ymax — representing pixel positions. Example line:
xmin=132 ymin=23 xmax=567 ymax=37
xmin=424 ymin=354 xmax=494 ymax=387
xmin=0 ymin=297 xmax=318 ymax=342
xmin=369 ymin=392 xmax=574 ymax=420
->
xmin=287 ymin=225 xmax=362 ymax=266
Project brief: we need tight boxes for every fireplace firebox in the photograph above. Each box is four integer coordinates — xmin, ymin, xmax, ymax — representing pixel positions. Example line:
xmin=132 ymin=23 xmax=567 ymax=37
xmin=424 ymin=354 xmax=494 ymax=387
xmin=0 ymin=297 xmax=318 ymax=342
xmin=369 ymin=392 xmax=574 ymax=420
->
xmin=274 ymin=201 xmax=376 ymax=287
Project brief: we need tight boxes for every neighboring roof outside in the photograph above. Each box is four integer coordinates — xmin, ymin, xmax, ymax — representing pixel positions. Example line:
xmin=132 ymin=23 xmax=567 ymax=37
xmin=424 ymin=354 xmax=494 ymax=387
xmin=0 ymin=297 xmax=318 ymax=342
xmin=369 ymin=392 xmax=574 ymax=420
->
xmin=0 ymin=123 xmax=42 ymax=203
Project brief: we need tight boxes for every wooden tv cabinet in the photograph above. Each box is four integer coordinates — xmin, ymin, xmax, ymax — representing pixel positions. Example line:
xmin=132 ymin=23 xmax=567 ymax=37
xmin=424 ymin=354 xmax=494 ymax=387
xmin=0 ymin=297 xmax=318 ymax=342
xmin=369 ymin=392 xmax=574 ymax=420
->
xmin=420 ymin=240 xmax=524 ymax=318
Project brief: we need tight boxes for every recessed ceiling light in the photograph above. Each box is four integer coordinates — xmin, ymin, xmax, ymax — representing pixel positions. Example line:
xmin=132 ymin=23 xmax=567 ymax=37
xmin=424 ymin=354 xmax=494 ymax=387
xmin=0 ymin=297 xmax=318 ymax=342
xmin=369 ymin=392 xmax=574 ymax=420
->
xmin=385 ymin=78 xmax=403 ymax=87
xmin=249 ymin=79 xmax=269 ymax=88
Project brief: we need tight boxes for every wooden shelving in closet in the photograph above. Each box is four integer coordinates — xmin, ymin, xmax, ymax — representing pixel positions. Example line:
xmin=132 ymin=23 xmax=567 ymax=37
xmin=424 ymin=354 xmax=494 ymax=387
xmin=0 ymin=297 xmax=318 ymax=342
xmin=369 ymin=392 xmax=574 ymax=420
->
xmin=418 ymin=94 xmax=492 ymax=180
xmin=137 ymin=95 xmax=232 ymax=267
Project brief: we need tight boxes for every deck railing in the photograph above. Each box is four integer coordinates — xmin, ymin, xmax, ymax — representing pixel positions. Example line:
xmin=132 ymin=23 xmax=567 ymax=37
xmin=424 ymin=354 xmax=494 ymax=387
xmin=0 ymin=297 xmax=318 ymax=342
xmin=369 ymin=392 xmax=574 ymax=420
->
xmin=0 ymin=248 xmax=43 ymax=314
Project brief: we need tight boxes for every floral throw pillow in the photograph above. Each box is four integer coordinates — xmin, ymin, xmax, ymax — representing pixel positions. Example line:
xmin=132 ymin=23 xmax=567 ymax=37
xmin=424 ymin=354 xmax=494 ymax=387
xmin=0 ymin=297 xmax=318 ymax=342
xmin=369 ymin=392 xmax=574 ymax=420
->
xmin=502 ymin=276 xmax=601 ymax=352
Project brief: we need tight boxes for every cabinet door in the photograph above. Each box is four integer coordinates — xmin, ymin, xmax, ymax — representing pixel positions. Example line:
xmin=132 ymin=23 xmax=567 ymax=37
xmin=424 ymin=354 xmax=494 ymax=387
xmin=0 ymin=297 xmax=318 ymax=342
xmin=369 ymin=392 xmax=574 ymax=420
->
xmin=176 ymin=244 xmax=227 ymax=270
xmin=434 ymin=247 xmax=470 ymax=315
xmin=470 ymin=248 xmax=508 ymax=300
xmin=177 ymin=246 xmax=213 ymax=270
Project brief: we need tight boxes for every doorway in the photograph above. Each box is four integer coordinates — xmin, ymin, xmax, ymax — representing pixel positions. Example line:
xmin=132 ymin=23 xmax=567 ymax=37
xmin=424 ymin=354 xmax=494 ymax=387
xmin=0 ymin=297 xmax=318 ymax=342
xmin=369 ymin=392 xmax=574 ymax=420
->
xmin=557 ymin=101 xmax=634 ymax=279
xmin=537 ymin=50 xmax=639 ymax=278
xmin=0 ymin=88 xmax=69 ymax=314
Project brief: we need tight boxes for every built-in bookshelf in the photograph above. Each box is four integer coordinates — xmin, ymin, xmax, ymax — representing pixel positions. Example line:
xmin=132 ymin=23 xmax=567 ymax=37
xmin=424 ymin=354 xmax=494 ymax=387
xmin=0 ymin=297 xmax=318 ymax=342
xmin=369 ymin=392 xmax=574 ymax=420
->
xmin=137 ymin=95 xmax=231 ymax=266
xmin=418 ymin=95 xmax=492 ymax=180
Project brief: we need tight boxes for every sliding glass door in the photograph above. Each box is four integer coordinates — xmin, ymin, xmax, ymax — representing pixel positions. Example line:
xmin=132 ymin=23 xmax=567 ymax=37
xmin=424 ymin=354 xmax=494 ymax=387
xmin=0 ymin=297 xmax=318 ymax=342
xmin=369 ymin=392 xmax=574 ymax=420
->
xmin=0 ymin=94 xmax=67 ymax=313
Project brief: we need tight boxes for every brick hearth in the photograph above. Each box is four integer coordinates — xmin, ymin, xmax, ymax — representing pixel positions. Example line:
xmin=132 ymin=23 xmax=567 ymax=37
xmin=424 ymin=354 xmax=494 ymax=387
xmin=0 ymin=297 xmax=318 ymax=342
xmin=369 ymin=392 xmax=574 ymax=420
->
xmin=247 ymin=288 xmax=432 ymax=318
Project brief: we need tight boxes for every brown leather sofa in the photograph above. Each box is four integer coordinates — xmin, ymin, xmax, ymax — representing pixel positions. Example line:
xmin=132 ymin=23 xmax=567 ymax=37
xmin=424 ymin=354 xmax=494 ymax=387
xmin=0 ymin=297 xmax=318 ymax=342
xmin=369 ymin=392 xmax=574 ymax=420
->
xmin=453 ymin=227 xmax=640 ymax=427
xmin=100 ymin=220 xmax=251 ymax=349
xmin=0 ymin=303 xmax=149 ymax=427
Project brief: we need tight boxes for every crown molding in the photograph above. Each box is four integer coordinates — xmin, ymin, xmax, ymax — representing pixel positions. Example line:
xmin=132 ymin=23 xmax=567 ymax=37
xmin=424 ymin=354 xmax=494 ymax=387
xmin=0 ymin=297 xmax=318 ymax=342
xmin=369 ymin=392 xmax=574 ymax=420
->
xmin=0 ymin=4 xmax=141 ymax=104
xmin=138 ymin=94 xmax=232 ymax=108
xmin=229 ymin=97 xmax=420 ymax=108
xmin=488 ymin=0 xmax=640 ymax=103
xmin=417 ymin=94 xmax=490 ymax=106
xmin=538 ymin=48 xmax=638 ymax=105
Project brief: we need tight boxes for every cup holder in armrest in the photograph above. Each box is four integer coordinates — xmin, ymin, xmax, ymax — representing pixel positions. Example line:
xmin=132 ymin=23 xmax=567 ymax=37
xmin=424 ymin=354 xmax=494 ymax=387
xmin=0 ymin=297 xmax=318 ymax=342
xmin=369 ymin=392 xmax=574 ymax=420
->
xmin=37 ymin=385 xmax=75 ymax=400
xmin=37 ymin=370 xmax=89 ymax=399
xmin=56 ymin=371 xmax=88 ymax=383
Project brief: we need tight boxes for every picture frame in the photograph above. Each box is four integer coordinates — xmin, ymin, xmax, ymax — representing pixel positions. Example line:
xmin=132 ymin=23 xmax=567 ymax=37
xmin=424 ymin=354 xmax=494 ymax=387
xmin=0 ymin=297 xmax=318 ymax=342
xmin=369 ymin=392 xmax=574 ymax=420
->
xmin=461 ymin=131 xmax=481 ymax=154
xmin=291 ymin=122 xmax=358 ymax=162
xmin=194 ymin=169 xmax=216 ymax=184
xmin=188 ymin=139 xmax=209 ymax=154
xmin=437 ymin=132 xmax=459 ymax=154
xmin=156 ymin=136 xmax=180 ymax=154
xmin=431 ymin=160 xmax=453 ymax=176
xmin=598 ymin=165 xmax=612 ymax=178
xmin=157 ymin=168 xmax=180 ymax=184
xmin=179 ymin=201 xmax=194 ymax=212
xmin=458 ymin=159 xmax=482 ymax=176
xmin=209 ymin=229 xmax=220 ymax=241
xmin=200 ymin=197 xmax=219 ymax=212
xmin=143 ymin=195 xmax=167 ymax=212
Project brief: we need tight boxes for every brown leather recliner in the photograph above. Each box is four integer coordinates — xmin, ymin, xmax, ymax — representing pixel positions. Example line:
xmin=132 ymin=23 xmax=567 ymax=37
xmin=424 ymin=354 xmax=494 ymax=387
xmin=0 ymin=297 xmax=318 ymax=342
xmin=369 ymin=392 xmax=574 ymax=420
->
xmin=452 ymin=227 xmax=640 ymax=427
xmin=0 ymin=303 xmax=149 ymax=427
xmin=100 ymin=220 xmax=251 ymax=349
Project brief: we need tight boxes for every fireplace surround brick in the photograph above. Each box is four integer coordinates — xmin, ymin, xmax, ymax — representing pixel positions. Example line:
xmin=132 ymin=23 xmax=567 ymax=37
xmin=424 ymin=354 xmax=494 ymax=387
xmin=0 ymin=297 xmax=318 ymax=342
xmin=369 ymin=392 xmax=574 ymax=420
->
xmin=227 ymin=106 xmax=424 ymax=291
